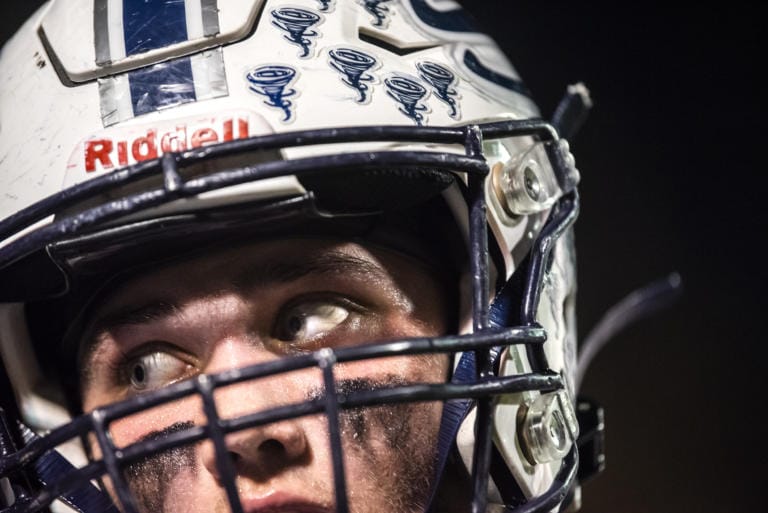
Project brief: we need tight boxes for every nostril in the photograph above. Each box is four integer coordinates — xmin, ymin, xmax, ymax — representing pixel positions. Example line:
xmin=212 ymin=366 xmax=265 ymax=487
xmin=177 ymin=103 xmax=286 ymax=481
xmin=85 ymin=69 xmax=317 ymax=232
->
xmin=207 ymin=422 xmax=308 ymax=479
xmin=258 ymin=439 xmax=286 ymax=456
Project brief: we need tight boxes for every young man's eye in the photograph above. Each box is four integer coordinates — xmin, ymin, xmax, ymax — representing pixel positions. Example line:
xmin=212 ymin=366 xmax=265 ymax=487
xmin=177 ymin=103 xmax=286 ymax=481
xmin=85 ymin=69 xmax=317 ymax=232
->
xmin=274 ymin=300 xmax=352 ymax=344
xmin=124 ymin=352 xmax=194 ymax=391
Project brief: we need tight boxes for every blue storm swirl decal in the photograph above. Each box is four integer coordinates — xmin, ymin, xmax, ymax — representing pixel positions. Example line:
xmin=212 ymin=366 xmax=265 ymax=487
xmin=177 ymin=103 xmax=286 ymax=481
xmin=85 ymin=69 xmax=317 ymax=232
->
xmin=385 ymin=76 xmax=428 ymax=126
xmin=271 ymin=8 xmax=321 ymax=58
xmin=329 ymin=48 xmax=378 ymax=103
xmin=246 ymin=65 xmax=298 ymax=122
xmin=317 ymin=0 xmax=334 ymax=12
xmin=359 ymin=0 xmax=394 ymax=28
xmin=409 ymin=0 xmax=479 ymax=32
xmin=463 ymin=50 xmax=531 ymax=97
xmin=417 ymin=61 xmax=459 ymax=119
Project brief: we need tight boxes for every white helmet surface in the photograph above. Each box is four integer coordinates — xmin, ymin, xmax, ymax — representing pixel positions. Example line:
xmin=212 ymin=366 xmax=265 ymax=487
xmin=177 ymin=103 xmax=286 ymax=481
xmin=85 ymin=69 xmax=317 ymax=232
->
xmin=0 ymin=1 xmax=590 ymax=513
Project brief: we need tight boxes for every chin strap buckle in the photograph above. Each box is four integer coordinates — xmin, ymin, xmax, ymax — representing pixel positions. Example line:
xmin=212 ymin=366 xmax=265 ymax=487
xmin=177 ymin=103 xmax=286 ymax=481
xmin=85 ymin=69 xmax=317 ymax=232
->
xmin=574 ymin=397 xmax=606 ymax=482
xmin=1 ymin=406 xmax=21 ymax=509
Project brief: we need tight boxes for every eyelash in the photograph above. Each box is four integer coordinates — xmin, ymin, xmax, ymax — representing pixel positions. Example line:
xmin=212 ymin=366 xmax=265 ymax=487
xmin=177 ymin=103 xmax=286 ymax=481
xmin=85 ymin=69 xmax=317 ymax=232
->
xmin=108 ymin=342 xmax=195 ymax=388
xmin=271 ymin=294 xmax=368 ymax=344
xmin=104 ymin=292 xmax=371 ymax=390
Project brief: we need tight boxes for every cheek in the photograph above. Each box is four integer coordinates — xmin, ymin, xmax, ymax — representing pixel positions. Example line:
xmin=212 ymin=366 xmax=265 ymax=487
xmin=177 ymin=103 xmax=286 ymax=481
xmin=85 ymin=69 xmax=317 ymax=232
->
xmin=162 ymin=470 xmax=227 ymax=513
xmin=337 ymin=352 xmax=449 ymax=384
xmin=86 ymin=398 xmax=216 ymax=513
xmin=339 ymin=399 xmax=444 ymax=512
xmin=377 ymin=309 xmax=448 ymax=350
xmin=94 ymin=397 xmax=204 ymax=451
xmin=331 ymin=354 xmax=448 ymax=510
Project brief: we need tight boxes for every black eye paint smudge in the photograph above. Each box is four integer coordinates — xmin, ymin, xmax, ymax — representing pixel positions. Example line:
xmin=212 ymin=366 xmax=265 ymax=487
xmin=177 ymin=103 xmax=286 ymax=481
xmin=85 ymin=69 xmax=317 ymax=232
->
xmin=308 ymin=376 xmax=419 ymax=447
xmin=114 ymin=376 xmax=440 ymax=513
xmin=121 ymin=421 xmax=197 ymax=513
xmin=309 ymin=375 xmax=443 ymax=512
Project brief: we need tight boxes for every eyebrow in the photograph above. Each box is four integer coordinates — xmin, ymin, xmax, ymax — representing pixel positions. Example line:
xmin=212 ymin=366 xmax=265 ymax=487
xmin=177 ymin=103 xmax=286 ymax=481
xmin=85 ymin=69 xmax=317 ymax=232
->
xmin=78 ymin=300 xmax=183 ymax=384
xmin=231 ymin=251 xmax=385 ymax=291
xmin=79 ymin=250 xmax=389 ymax=369
xmin=91 ymin=300 xmax=180 ymax=332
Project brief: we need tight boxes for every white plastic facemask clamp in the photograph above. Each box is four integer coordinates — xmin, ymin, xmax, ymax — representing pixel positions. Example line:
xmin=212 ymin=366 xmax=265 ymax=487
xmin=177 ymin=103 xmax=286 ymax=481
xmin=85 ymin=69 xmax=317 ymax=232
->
xmin=518 ymin=390 xmax=579 ymax=465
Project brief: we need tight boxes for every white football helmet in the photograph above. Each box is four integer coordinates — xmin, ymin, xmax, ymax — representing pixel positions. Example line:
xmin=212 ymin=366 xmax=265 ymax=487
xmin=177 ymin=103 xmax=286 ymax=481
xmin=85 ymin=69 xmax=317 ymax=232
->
xmin=0 ymin=1 xmax=598 ymax=512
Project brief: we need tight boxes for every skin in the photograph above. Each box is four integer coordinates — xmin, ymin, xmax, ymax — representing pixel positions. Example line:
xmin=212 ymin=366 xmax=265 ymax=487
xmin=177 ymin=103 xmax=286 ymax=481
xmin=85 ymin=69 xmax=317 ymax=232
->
xmin=78 ymin=239 xmax=451 ymax=513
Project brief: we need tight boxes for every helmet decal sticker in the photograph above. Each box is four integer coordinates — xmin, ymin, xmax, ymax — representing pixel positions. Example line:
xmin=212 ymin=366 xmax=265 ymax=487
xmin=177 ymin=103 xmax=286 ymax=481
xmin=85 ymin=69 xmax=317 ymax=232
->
xmin=417 ymin=61 xmax=461 ymax=119
xmin=408 ymin=0 xmax=479 ymax=33
xmin=67 ymin=112 xmax=254 ymax=180
xmin=329 ymin=48 xmax=379 ymax=104
xmin=271 ymin=7 xmax=323 ymax=59
xmin=463 ymin=50 xmax=531 ymax=98
xmin=384 ymin=74 xmax=430 ymax=126
xmin=359 ymin=0 xmax=394 ymax=28
xmin=98 ymin=48 xmax=229 ymax=127
xmin=317 ymin=0 xmax=335 ymax=12
xmin=94 ymin=0 xmax=221 ymax=66
xmin=246 ymin=65 xmax=299 ymax=122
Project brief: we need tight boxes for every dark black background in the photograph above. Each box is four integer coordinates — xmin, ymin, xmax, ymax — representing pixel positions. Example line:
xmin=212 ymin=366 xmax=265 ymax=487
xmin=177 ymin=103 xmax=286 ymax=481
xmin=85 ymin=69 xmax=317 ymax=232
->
xmin=2 ymin=2 xmax=765 ymax=512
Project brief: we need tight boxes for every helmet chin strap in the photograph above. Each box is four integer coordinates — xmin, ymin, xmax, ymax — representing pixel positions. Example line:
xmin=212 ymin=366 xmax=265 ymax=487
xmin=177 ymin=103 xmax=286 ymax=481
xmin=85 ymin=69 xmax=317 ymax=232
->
xmin=427 ymin=349 xmax=476 ymax=512
xmin=425 ymin=277 xmax=522 ymax=513
xmin=16 ymin=422 xmax=119 ymax=513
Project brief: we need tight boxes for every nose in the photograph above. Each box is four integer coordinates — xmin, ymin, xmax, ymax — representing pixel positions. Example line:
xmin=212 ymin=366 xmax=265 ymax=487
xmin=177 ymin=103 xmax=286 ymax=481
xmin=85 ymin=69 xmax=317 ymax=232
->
xmin=201 ymin=414 xmax=309 ymax=483
xmin=198 ymin=332 xmax=313 ymax=482
xmin=200 ymin=374 xmax=309 ymax=482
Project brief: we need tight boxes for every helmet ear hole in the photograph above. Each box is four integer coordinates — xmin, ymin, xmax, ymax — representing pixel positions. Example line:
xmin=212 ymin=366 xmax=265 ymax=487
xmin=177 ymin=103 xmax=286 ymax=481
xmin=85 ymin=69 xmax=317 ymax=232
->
xmin=298 ymin=167 xmax=455 ymax=212
xmin=0 ymin=248 xmax=69 ymax=302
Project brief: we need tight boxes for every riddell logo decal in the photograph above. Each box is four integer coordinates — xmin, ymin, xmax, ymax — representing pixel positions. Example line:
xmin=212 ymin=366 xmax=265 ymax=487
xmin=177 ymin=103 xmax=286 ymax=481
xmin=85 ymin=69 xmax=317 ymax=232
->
xmin=82 ymin=117 xmax=250 ymax=173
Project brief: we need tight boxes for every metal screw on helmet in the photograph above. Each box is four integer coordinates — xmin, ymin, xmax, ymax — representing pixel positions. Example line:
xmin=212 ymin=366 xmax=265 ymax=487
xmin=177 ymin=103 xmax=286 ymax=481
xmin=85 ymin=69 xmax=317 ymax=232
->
xmin=490 ymin=142 xmax=562 ymax=219
xmin=518 ymin=390 xmax=579 ymax=465
xmin=523 ymin=166 xmax=541 ymax=201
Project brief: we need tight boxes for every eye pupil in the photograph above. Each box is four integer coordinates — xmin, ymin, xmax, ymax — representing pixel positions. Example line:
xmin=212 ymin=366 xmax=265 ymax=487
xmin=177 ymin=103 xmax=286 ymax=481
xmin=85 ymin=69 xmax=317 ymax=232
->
xmin=287 ymin=315 xmax=303 ymax=336
xmin=275 ymin=301 xmax=351 ymax=343
xmin=132 ymin=363 xmax=146 ymax=385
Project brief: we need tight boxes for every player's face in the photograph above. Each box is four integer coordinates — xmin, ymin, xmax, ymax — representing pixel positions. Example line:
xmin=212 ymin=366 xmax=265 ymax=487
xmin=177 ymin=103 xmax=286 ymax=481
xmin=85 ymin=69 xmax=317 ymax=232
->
xmin=78 ymin=239 xmax=451 ymax=513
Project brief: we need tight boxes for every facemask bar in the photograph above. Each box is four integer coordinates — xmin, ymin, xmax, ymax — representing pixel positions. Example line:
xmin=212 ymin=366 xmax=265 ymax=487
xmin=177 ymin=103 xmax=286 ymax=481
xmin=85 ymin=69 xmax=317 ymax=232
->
xmin=0 ymin=121 xmax=560 ymax=271
xmin=1 ymin=328 xmax=558 ymax=513
xmin=522 ymin=191 xmax=580 ymax=376
xmin=0 ymin=119 xmax=578 ymax=513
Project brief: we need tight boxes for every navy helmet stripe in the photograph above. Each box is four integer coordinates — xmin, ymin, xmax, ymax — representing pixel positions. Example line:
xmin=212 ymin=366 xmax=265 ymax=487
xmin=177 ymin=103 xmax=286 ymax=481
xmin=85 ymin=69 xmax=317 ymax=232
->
xmin=122 ymin=0 xmax=198 ymax=115
xmin=128 ymin=57 xmax=197 ymax=115
xmin=123 ymin=0 xmax=190 ymax=55
xmin=95 ymin=0 xmax=229 ymax=125
xmin=410 ymin=0 xmax=480 ymax=33
xmin=463 ymin=50 xmax=532 ymax=98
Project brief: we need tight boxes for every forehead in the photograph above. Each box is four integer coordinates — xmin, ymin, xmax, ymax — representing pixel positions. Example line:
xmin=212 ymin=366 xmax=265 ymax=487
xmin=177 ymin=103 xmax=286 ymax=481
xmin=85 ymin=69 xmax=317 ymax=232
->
xmin=94 ymin=238 xmax=432 ymax=314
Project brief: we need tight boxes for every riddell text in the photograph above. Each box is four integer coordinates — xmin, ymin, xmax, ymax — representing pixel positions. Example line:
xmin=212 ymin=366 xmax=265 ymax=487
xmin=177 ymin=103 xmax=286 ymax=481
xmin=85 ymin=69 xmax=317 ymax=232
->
xmin=83 ymin=118 xmax=250 ymax=172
